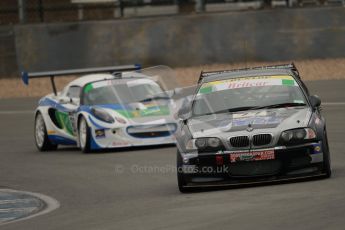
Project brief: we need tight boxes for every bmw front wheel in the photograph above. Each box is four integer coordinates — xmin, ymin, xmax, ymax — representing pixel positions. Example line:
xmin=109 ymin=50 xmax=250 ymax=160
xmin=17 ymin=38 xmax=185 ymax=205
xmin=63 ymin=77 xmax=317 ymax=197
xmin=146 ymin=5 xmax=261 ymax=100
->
xmin=177 ymin=150 xmax=191 ymax=193
xmin=322 ymin=131 xmax=332 ymax=178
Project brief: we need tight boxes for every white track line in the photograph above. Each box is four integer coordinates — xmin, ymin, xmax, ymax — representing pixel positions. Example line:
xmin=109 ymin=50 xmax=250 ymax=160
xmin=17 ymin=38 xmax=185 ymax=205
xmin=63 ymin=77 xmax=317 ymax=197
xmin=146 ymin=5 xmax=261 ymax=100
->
xmin=0 ymin=199 xmax=34 ymax=204
xmin=0 ymin=189 xmax=60 ymax=226
xmin=0 ymin=207 xmax=37 ymax=213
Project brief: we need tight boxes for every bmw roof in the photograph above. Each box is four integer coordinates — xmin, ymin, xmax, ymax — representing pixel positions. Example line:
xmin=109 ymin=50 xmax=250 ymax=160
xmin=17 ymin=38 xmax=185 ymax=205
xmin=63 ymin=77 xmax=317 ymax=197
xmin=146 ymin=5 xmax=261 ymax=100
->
xmin=200 ymin=68 xmax=297 ymax=84
xmin=199 ymin=63 xmax=299 ymax=84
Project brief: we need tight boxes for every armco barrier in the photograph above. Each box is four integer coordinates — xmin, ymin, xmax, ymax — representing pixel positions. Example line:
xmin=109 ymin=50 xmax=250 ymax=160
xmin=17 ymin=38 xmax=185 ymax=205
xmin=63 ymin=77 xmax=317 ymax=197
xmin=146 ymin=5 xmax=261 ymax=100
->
xmin=2 ymin=6 xmax=345 ymax=77
xmin=0 ymin=26 xmax=17 ymax=76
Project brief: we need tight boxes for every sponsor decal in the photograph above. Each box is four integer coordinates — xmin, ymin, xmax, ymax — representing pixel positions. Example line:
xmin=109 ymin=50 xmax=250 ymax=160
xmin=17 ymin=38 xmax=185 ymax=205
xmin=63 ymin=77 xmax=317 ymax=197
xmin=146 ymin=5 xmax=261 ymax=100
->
xmin=231 ymin=116 xmax=282 ymax=127
xmin=230 ymin=150 xmax=275 ymax=163
xmin=112 ymin=140 xmax=130 ymax=146
xmin=95 ymin=129 xmax=106 ymax=138
xmin=198 ymin=75 xmax=298 ymax=95
xmin=84 ymin=83 xmax=93 ymax=93
xmin=233 ymin=111 xmax=268 ymax=119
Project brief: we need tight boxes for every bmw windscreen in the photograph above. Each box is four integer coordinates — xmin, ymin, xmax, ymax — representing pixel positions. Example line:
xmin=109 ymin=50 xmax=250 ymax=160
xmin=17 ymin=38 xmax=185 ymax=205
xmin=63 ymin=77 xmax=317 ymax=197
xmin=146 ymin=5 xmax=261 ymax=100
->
xmin=193 ymin=75 xmax=307 ymax=116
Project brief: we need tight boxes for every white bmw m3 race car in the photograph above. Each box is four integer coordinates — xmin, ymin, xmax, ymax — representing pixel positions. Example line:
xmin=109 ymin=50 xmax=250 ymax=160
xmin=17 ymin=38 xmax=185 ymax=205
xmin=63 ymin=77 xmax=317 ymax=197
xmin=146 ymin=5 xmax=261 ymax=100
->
xmin=22 ymin=65 xmax=178 ymax=153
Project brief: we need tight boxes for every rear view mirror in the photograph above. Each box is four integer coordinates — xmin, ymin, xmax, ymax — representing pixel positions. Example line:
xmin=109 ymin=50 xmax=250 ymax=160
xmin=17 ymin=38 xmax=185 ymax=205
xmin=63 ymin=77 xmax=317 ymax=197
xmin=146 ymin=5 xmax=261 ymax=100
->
xmin=310 ymin=95 xmax=321 ymax=108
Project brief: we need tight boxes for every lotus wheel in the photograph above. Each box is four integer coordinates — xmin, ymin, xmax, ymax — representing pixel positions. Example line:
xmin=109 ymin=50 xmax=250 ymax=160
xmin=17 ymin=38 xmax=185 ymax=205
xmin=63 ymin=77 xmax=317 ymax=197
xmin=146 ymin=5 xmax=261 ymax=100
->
xmin=78 ymin=117 xmax=91 ymax=153
xmin=34 ymin=112 xmax=57 ymax=151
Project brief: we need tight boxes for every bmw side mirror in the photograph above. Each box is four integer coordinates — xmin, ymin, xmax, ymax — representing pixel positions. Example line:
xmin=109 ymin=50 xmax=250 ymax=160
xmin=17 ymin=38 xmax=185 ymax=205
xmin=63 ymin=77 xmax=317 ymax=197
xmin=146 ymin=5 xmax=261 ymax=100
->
xmin=165 ymin=90 xmax=174 ymax=98
xmin=174 ymin=88 xmax=183 ymax=95
xmin=310 ymin=95 xmax=321 ymax=108
xmin=177 ymin=105 xmax=191 ymax=121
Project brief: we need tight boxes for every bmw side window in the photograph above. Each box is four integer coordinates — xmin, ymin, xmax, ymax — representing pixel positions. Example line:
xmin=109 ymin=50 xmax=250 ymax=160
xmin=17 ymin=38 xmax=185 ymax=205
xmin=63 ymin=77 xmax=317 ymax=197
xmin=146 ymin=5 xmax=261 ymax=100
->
xmin=66 ymin=86 xmax=81 ymax=99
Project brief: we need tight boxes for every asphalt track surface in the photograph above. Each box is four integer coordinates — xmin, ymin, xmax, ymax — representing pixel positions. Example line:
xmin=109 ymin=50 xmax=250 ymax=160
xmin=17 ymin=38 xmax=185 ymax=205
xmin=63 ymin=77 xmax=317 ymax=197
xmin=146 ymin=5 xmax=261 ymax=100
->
xmin=0 ymin=80 xmax=345 ymax=230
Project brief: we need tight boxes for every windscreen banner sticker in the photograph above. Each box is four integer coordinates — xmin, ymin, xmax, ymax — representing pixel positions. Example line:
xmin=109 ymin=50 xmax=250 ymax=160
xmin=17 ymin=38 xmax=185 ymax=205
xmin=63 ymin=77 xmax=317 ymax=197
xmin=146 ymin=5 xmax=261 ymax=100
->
xmin=198 ymin=75 xmax=297 ymax=95
xmin=85 ymin=79 xmax=155 ymax=93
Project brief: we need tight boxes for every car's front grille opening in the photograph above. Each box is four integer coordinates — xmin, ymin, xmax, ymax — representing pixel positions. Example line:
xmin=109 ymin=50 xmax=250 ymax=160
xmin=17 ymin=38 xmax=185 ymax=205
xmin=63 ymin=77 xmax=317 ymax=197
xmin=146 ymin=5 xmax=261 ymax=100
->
xmin=253 ymin=134 xmax=272 ymax=146
xmin=229 ymin=160 xmax=282 ymax=176
xmin=229 ymin=136 xmax=250 ymax=148
xmin=127 ymin=123 xmax=176 ymax=138
xmin=128 ymin=131 xmax=172 ymax=138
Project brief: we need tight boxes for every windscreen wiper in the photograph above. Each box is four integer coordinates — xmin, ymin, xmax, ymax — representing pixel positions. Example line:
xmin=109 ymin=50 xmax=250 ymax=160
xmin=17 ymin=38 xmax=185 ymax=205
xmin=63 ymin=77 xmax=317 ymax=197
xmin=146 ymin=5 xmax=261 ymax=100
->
xmin=227 ymin=106 xmax=258 ymax=112
xmin=195 ymin=106 xmax=257 ymax=117
xmin=252 ymin=102 xmax=307 ymax=110
xmin=139 ymin=96 xmax=170 ymax=103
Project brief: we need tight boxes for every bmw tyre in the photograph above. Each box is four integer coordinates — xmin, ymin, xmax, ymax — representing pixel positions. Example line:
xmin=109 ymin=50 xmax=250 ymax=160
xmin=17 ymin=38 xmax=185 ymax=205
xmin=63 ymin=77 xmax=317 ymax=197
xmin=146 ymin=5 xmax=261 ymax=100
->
xmin=78 ymin=116 xmax=92 ymax=153
xmin=322 ymin=131 xmax=332 ymax=178
xmin=177 ymin=150 xmax=192 ymax=193
xmin=34 ymin=112 xmax=58 ymax=151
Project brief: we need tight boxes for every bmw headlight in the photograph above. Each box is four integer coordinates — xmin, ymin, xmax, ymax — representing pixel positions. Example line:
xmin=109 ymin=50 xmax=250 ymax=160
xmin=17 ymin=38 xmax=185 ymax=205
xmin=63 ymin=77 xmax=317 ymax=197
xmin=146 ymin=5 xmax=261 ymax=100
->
xmin=91 ymin=107 xmax=115 ymax=123
xmin=280 ymin=128 xmax=316 ymax=143
xmin=187 ymin=137 xmax=223 ymax=151
xmin=207 ymin=138 xmax=221 ymax=148
xmin=195 ymin=138 xmax=207 ymax=149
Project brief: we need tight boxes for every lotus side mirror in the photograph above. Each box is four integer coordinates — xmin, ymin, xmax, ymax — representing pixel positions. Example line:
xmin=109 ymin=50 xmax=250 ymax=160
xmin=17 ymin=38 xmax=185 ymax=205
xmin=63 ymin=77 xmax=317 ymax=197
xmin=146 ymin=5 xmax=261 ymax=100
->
xmin=71 ymin=98 xmax=80 ymax=106
xmin=59 ymin=96 xmax=72 ymax=104
xmin=310 ymin=95 xmax=321 ymax=108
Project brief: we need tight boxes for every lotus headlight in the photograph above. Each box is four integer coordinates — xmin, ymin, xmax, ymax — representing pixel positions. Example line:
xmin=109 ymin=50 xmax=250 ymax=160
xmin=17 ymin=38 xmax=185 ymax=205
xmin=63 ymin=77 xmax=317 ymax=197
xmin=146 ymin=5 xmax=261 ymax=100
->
xmin=115 ymin=116 xmax=127 ymax=124
xmin=281 ymin=128 xmax=316 ymax=143
xmin=91 ymin=107 xmax=114 ymax=123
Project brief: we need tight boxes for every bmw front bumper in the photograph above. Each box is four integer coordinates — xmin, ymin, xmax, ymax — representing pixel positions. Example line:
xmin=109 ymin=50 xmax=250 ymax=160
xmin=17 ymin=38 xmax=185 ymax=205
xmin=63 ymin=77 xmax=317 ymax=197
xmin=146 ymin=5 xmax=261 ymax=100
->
xmin=180 ymin=142 xmax=327 ymax=187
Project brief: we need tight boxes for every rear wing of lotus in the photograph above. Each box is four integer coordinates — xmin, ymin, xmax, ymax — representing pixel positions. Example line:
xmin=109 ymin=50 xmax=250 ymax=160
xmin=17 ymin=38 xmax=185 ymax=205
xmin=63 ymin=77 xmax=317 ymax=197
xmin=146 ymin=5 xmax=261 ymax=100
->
xmin=198 ymin=63 xmax=299 ymax=83
xmin=21 ymin=64 xmax=141 ymax=95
